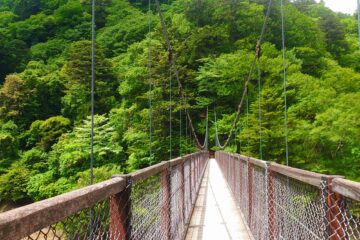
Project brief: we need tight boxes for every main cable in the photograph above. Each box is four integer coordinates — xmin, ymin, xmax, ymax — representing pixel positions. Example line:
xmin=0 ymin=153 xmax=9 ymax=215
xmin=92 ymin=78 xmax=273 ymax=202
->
xmin=155 ymin=0 xmax=204 ymax=149
xmin=217 ymin=0 xmax=273 ymax=149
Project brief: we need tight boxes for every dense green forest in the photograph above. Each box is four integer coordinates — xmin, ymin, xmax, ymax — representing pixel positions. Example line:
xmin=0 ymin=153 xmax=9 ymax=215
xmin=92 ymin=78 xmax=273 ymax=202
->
xmin=0 ymin=0 xmax=359 ymax=208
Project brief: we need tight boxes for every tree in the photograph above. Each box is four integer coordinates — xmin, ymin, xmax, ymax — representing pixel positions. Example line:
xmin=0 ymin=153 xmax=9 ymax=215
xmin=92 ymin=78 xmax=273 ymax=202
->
xmin=0 ymin=74 xmax=38 ymax=127
xmin=7 ymin=0 xmax=41 ymax=20
xmin=61 ymin=41 xmax=118 ymax=121
xmin=23 ymin=116 xmax=71 ymax=151
xmin=96 ymin=0 xmax=148 ymax=57
xmin=0 ymin=33 xmax=28 ymax=83
xmin=20 ymin=61 xmax=66 ymax=120
xmin=48 ymin=115 xmax=122 ymax=177
xmin=21 ymin=148 xmax=48 ymax=173
xmin=0 ymin=163 xmax=31 ymax=202
xmin=311 ymin=5 xmax=349 ymax=58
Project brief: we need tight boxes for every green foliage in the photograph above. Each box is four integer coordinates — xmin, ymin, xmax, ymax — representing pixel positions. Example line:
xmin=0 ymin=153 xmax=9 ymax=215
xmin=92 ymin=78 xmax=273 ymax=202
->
xmin=61 ymin=40 xmax=118 ymax=121
xmin=30 ymin=39 xmax=68 ymax=62
xmin=0 ymin=163 xmax=31 ymax=202
xmin=0 ymin=74 xmax=38 ymax=127
xmin=0 ymin=0 xmax=360 ymax=205
xmin=76 ymin=164 xmax=121 ymax=187
xmin=48 ymin=115 xmax=122 ymax=177
xmin=26 ymin=171 xmax=75 ymax=201
xmin=0 ymin=34 xmax=29 ymax=83
xmin=23 ymin=116 xmax=71 ymax=151
xmin=21 ymin=148 xmax=48 ymax=172
xmin=96 ymin=0 xmax=148 ymax=57
xmin=311 ymin=4 xmax=349 ymax=58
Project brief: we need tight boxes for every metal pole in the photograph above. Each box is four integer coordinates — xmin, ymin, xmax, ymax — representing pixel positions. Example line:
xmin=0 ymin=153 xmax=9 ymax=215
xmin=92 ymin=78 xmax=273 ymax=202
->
xmin=89 ymin=0 xmax=96 ymax=236
xmin=358 ymin=0 xmax=360 ymax=50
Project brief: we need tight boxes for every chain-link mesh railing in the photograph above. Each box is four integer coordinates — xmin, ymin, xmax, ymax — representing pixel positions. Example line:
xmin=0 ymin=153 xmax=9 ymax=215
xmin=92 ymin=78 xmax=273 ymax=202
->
xmin=25 ymin=200 xmax=111 ymax=240
xmin=215 ymin=151 xmax=360 ymax=240
xmin=1 ymin=151 xmax=209 ymax=240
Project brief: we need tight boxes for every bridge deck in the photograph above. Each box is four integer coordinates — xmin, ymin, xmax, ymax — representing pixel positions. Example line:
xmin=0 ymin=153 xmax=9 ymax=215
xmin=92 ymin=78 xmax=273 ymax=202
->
xmin=185 ymin=158 xmax=252 ymax=240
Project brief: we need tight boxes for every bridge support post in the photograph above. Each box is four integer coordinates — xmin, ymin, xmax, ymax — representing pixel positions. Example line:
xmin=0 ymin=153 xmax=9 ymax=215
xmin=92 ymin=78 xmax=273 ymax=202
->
xmin=180 ymin=161 xmax=185 ymax=229
xmin=247 ymin=159 xmax=253 ymax=226
xmin=109 ymin=175 xmax=132 ymax=240
xmin=194 ymin=156 xmax=198 ymax=193
xmin=232 ymin=154 xmax=236 ymax=194
xmin=239 ymin=157 xmax=244 ymax=209
xmin=161 ymin=163 xmax=171 ymax=240
xmin=267 ymin=165 xmax=277 ymax=240
xmin=321 ymin=176 xmax=347 ymax=240
xmin=190 ymin=156 xmax=193 ymax=204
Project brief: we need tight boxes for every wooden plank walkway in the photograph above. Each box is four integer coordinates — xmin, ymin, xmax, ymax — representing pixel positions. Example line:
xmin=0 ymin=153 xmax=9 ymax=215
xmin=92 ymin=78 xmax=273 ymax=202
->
xmin=185 ymin=158 xmax=252 ymax=240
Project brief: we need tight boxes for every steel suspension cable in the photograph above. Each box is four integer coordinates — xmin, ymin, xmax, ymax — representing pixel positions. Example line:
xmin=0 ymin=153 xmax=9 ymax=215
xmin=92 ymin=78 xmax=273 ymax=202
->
xmin=217 ymin=0 xmax=273 ymax=149
xmin=204 ymin=107 xmax=209 ymax=151
xmin=281 ymin=0 xmax=289 ymax=166
xmin=148 ymin=0 xmax=153 ymax=163
xmin=90 ymin=0 xmax=95 ymax=186
xmin=179 ymin=107 xmax=182 ymax=155
xmin=246 ymin=89 xmax=249 ymax=155
xmin=185 ymin=108 xmax=188 ymax=153
xmin=258 ymin=61 xmax=263 ymax=159
xmin=214 ymin=109 xmax=230 ymax=149
xmin=155 ymin=0 xmax=204 ymax=149
xmin=239 ymin=122 xmax=242 ymax=153
xmin=358 ymin=0 xmax=360 ymax=49
xmin=215 ymin=110 xmax=220 ymax=148
xmin=89 ymin=0 xmax=96 ymax=235
xmin=169 ymin=69 xmax=172 ymax=160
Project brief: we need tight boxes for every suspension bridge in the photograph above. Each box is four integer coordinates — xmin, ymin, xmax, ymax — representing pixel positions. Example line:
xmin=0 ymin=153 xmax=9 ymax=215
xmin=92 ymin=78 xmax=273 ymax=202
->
xmin=0 ymin=0 xmax=360 ymax=239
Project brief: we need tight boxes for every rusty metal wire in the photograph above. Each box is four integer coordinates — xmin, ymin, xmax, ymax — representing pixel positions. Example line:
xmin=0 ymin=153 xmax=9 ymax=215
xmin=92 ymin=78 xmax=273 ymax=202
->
xmin=25 ymin=200 xmax=110 ymax=240
xmin=215 ymin=151 xmax=360 ymax=240
xmin=23 ymin=152 xmax=209 ymax=240
xmin=272 ymin=172 xmax=324 ymax=239
xmin=321 ymin=179 xmax=360 ymax=240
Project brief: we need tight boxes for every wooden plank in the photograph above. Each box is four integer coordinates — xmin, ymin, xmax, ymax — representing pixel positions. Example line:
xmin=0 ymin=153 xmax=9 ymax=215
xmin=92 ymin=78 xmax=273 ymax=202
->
xmin=133 ymin=152 xmax=205 ymax=181
xmin=331 ymin=178 xmax=360 ymax=201
xmin=249 ymin=157 xmax=267 ymax=169
xmin=0 ymin=177 xmax=126 ymax=240
xmin=269 ymin=162 xmax=326 ymax=187
xmin=238 ymin=155 xmax=249 ymax=162
xmin=131 ymin=161 xmax=168 ymax=183
xmin=169 ymin=157 xmax=184 ymax=167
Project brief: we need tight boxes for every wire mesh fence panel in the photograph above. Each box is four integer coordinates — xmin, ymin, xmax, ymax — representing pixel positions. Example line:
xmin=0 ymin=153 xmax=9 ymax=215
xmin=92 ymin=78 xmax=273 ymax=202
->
xmin=342 ymin=197 xmax=360 ymax=239
xmin=5 ymin=152 xmax=209 ymax=240
xmin=234 ymin=157 xmax=241 ymax=206
xmin=272 ymin=172 xmax=325 ymax=240
xmin=183 ymin=158 xmax=192 ymax=224
xmin=130 ymin=174 xmax=162 ymax=240
xmin=170 ymin=163 xmax=185 ymax=240
xmin=250 ymin=165 xmax=268 ymax=240
xmin=240 ymin=158 xmax=249 ymax=223
xmin=322 ymin=179 xmax=360 ymax=240
xmin=215 ymin=151 xmax=360 ymax=240
xmin=25 ymin=200 xmax=111 ymax=240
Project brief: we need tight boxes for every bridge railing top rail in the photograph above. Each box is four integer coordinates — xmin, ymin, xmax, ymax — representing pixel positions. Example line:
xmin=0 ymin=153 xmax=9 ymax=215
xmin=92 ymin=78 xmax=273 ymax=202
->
xmin=0 ymin=151 xmax=209 ymax=239
xmin=217 ymin=151 xmax=360 ymax=201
